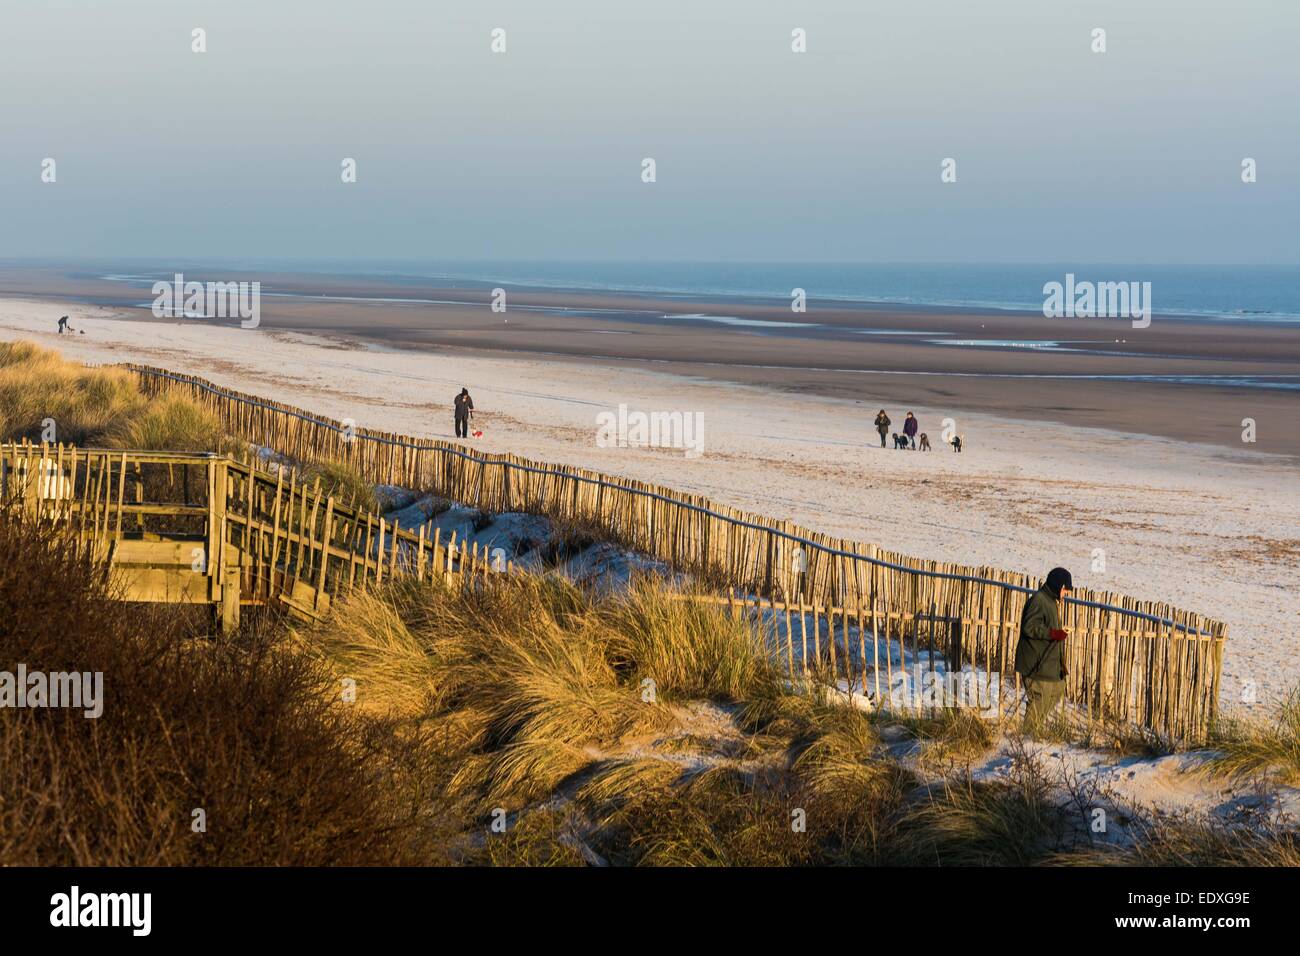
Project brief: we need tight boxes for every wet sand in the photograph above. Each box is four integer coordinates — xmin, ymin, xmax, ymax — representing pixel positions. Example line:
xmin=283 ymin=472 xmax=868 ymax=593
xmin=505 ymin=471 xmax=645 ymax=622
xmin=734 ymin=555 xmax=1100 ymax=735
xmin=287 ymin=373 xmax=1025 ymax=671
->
xmin=3 ymin=266 xmax=1299 ymax=456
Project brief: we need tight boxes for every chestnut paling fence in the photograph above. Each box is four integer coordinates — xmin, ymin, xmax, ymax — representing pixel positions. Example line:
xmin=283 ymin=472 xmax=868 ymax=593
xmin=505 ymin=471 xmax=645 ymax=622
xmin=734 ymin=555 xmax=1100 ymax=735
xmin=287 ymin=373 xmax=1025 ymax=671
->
xmin=125 ymin=363 xmax=1227 ymax=740
xmin=0 ymin=442 xmax=509 ymax=634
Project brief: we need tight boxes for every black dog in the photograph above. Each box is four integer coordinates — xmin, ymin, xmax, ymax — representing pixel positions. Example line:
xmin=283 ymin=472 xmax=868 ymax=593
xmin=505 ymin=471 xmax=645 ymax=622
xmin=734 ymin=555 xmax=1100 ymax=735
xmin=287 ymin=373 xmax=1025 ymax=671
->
xmin=950 ymin=434 xmax=963 ymax=453
xmin=892 ymin=433 xmax=910 ymax=450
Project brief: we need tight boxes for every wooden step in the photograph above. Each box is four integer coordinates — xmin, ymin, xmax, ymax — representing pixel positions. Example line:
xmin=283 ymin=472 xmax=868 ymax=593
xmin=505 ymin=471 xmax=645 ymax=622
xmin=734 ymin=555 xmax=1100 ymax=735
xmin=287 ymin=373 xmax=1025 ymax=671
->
xmin=110 ymin=539 xmax=207 ymax=569
xmin=111 ymin=566 xmax=212 ymax=604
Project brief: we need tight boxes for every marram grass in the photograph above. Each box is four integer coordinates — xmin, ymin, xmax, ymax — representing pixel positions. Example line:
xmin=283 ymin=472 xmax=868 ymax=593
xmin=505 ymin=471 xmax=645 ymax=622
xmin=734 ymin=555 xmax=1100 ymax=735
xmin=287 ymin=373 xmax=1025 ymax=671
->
xmin=1206 ymin=691 xmax=1300 ymax=785
xmin=0 ymin=341 xmax=229 ymax=452
xmin=299 ymin=570 xmax=1298 ymax=866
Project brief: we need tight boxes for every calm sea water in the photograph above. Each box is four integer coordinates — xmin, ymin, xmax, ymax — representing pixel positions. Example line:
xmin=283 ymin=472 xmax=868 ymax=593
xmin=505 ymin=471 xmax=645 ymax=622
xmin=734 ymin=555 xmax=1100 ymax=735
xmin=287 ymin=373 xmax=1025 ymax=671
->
xmin=90 ymin=260 xmax=1300 ymax=324
xmin=260 ymin=261 xmax=1300 ymax=325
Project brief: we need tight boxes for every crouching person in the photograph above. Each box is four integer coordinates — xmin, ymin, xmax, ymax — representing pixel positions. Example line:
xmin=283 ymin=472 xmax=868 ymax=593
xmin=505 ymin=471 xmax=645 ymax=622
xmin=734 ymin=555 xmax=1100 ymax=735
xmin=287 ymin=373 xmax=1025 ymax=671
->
xmin=1014 ymin=567 xmax=1072 ymax=736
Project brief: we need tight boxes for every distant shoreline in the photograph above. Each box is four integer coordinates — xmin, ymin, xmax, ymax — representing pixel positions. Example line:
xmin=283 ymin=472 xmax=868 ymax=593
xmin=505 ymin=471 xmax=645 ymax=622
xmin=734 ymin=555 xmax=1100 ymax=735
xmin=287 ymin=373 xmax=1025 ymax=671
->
xmin=5 ymin=260 xmax=1300 ymax=327
xmin=3 ymin=266 xmax=1300 ymax=457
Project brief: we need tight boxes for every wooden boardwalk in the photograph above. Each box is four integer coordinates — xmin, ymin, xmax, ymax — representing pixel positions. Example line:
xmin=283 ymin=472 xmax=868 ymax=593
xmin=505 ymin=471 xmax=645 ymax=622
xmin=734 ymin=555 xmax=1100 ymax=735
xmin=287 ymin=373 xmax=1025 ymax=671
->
xmin=1 ymin=442 xmax=501 ymax=633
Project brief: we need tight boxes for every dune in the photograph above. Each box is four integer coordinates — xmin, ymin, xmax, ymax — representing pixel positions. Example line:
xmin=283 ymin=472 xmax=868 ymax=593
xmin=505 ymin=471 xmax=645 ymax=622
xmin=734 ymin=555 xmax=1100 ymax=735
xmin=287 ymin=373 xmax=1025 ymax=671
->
xmin=2 ymin=295 xmax=1297 ymax=709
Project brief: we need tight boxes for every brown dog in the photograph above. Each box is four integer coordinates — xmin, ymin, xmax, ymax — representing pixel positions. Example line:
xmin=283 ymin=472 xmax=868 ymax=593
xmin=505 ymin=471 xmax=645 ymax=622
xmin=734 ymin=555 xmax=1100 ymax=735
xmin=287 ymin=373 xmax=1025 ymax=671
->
xmin=918 ymin=433 xmax=931 ymax=451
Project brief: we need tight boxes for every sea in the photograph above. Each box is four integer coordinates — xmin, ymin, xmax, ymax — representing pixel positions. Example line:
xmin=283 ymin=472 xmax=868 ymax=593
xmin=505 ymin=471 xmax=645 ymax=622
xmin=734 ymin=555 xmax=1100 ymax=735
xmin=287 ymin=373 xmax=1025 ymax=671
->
xmin=89 ymin=260 xmax=1300 ymax=325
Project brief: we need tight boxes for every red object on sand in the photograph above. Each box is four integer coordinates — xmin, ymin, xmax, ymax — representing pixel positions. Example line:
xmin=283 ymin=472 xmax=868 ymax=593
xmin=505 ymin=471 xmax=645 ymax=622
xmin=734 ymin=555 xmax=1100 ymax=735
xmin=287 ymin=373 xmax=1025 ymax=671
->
xmin=472 ymin=430 xmax=483 ymax=438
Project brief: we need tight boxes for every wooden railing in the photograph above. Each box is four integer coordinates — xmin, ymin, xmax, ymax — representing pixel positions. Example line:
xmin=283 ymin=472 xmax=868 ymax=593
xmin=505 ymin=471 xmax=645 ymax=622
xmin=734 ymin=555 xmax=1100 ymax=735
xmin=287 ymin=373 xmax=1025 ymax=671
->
xmin=0 ymin=441 xmax=504 ymax=633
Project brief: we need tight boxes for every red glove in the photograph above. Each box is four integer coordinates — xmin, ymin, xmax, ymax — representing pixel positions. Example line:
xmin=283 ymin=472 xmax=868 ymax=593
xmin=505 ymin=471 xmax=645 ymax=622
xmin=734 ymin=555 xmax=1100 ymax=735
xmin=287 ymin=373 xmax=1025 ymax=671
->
xmin=1049 ymin=628 xmax=1067 ymax=642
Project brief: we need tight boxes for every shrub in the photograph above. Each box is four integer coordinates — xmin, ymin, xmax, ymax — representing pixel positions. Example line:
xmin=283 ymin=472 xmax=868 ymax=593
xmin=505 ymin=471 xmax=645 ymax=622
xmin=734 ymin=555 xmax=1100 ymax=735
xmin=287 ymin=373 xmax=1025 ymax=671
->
xmin=0 ymin=503 xmax=437 ymax=866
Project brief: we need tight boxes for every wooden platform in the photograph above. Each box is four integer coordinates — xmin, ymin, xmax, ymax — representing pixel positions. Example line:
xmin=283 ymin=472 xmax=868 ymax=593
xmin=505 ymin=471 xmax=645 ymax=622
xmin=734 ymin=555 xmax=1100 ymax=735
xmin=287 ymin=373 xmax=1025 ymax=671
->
xmin=1 ymin=442 xmax=498 ymax=634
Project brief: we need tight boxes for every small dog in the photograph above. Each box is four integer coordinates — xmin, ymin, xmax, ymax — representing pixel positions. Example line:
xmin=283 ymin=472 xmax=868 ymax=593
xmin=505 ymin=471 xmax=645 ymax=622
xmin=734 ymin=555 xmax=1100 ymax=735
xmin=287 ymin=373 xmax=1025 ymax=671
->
xmin=918 ymin=433 xmax=931 ymax=451
xmin=950 ymin=434 xmax=964 ymax=453
xmin=892 ymin=433 xmax=909 ymax=450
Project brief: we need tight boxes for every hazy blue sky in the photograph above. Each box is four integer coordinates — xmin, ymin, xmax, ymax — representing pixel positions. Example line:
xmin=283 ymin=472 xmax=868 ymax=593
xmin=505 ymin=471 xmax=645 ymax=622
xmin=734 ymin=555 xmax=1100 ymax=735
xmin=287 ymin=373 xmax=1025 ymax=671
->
xmin=1 ymin=0 xmax=1296 ymax=263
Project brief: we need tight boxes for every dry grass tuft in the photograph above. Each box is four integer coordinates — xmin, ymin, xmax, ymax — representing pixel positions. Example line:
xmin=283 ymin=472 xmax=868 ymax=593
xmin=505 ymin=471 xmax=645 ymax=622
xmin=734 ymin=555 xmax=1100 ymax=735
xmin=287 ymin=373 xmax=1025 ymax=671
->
xmin=295 ymin=586 xmax=440 ymax=719
xmin=0 ymin=341 xmax=235 ymax=455
xmin=305 ymin=574 xmax=695 ymax=814
xmin=461 ymin=807 xmax=592 ymax=867
xmin=888 ymin=761 xmax=1081 ymax=866
xmin=106 ymin=392 xmax=236 ymax=454
xmin=586 ymin=766 xmax=810 ymax=866
xmin=1068 ymin=715 xmax=1176 ymax=759
xmin=793 ymin=705 xmax=889 ymax=798
xmin=1206 ymin=692 xmax=1300 ymax=785
xmin=898 ymin=708 xmax=1000 ymax=769
xmin=301 ymin=458 xmax=380 ymax=512
xmin=604 ymin=580 xmax=781 ymax=702
xmin=0 ymin=341 xmax=145 ymax=444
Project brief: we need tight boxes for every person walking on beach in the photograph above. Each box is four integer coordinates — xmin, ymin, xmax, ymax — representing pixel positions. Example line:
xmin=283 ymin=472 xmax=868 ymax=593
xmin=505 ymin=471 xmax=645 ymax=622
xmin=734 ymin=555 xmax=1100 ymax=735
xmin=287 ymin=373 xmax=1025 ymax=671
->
xmin=903 ymin=412 xmax=918 ymax=450
xmin=1014 ymin=567 xmax=1072 ymax=736
xmin=874 ymin=409 xmax=891 ymax=448
xmin=454 ymin=387 xmax=474 ymax=439
xmin=57 ymin=315 xmax=69 ymax=334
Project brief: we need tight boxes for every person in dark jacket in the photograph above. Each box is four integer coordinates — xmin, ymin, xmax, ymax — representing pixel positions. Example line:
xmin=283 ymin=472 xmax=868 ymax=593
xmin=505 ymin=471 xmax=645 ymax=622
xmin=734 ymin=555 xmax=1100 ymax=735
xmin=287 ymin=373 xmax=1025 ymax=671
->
xmin=874 ymin=410 xmax=891 ymax=448
xmin=1014 ymin=566 xmax=1072 ymax=734
xmin=903 ymin=412 xmax=918 ymax=449
xmin=454 ymin=388 xmax=474 ymax=438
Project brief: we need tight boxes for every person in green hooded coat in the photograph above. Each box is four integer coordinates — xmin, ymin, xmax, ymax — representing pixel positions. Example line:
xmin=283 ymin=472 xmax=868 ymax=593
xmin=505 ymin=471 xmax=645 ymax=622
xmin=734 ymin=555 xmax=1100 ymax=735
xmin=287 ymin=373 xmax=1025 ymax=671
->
xmin=1014 ymin=567 xmax=1072 ymax=734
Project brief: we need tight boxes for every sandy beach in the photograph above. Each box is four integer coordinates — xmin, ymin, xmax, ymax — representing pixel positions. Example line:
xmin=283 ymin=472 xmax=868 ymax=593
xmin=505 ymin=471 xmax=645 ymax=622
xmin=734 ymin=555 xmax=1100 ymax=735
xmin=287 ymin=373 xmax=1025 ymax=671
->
xmin=3 ymin=294 xmax=1297 ymax=708
xmin=5 ymin=265 xmax=1300 ymax=456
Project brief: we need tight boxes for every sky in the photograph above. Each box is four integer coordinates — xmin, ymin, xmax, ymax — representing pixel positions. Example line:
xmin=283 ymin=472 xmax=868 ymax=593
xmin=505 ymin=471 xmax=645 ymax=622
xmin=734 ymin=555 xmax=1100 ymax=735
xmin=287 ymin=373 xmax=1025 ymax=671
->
xmin=0 ymin=0 xmax=1297 ymax=264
